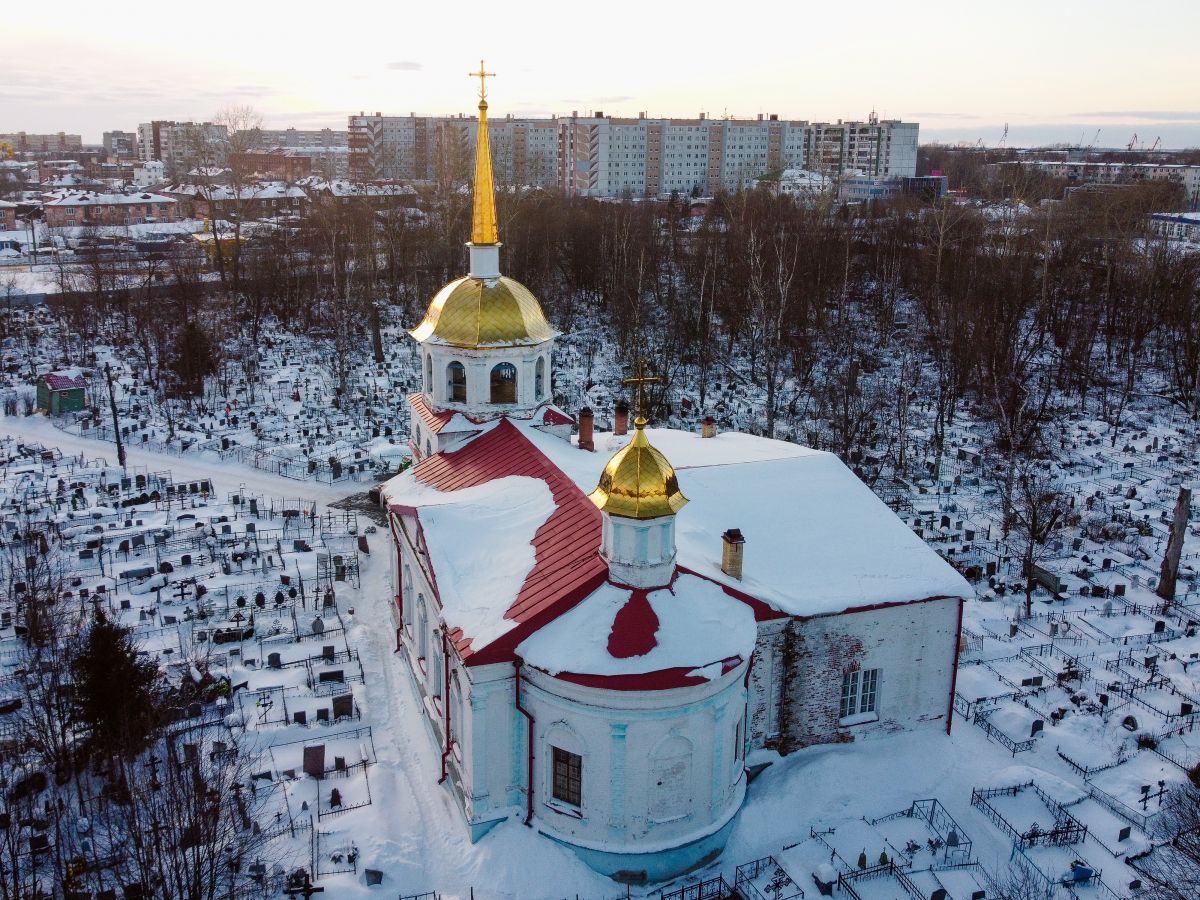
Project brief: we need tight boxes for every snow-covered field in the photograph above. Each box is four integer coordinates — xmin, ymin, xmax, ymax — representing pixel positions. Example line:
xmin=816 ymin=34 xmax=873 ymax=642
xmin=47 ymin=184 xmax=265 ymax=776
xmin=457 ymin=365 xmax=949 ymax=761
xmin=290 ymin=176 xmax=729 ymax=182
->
xmin=1 ymin=402 xmax=1194 ymax=899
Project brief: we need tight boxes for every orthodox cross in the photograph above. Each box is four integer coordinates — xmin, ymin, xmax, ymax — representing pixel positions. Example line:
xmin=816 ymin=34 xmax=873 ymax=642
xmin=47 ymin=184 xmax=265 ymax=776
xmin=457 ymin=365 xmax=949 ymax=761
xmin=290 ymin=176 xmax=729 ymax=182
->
xmin=621 ymin=358 xmax=663 ymax=421
xmin=468 ymin=60 xmax=496 ymax=101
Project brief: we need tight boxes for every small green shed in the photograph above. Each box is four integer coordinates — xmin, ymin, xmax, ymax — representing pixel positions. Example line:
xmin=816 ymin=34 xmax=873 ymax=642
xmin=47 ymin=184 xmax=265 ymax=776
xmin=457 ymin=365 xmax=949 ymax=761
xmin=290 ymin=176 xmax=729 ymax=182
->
xmin=37 ymin=372 xmax=87 ymax=415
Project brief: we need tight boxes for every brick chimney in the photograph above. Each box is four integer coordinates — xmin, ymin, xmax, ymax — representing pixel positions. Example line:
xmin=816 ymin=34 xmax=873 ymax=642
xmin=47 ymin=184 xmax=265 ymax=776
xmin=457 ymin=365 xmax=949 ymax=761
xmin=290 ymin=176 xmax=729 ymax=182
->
xmin=721 ymin=529 xmax=744 ymax=580
xmin=701 ymin=416 xmax=717 ymax=439
xmin=614 ymin=401 xmax=629 ymax=436
xmin=578 ymin=407 xmax=594 ymax=451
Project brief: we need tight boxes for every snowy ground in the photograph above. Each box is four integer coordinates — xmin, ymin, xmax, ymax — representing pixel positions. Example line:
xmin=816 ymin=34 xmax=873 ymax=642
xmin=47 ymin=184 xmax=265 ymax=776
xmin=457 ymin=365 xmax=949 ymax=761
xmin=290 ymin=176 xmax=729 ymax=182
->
xmin=2 ymin=410 xmax=1191 ymax=899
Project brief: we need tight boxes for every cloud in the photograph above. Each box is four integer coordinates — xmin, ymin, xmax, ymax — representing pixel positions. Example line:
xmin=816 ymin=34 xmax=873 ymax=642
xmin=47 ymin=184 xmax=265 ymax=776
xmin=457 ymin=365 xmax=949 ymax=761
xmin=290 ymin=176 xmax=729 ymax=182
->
xmin=908 ymin=112 xmax=981 ymax=120
xmin=1068 ymin=110 xmax=1200 ymax=122
xmin=387 ymin=61 xmax=422 ymax=71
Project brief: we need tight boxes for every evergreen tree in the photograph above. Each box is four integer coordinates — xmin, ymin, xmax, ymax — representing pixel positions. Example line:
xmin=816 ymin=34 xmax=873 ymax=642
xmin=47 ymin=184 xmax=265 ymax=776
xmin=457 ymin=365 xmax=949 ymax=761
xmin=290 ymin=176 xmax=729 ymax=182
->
xmin=71 ymin=611 xmax=162 ymax=760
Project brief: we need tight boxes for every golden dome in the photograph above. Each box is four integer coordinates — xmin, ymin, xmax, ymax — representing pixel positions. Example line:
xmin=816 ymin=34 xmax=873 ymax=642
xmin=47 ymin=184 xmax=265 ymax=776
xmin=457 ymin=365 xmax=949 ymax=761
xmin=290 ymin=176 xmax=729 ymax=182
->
xmin=589 ymin=418 xmax=688 ymax=520
xmin=409 ymin=275 xmax=554 ymax=348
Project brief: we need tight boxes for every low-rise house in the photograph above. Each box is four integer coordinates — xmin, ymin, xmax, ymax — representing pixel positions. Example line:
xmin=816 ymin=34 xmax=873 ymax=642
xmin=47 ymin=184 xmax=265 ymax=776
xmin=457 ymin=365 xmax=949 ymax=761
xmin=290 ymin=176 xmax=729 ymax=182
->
xmin=37 ymin=372 xmax=87 ymax=414
xmin=0 ymin=200 xmax=16 ymax=231
xmin=42 ymin=191 xmax=177 ymax=227
xmin=301 ymin=178 xmax=417 ymax=209
xmin=1150 ymin=211 xmax=1200 ymax=242
xmin=164 ymin=182 xmax=308 ymax=219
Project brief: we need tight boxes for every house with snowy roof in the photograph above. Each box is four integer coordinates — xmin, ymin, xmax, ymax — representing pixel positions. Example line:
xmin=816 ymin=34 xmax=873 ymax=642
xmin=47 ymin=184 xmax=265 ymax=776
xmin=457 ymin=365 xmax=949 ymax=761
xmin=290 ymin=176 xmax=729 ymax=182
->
xmin=37 ymin=371 xmax=87 ymax=414
xmin=380 ymin=72 xmax=971 ymax=884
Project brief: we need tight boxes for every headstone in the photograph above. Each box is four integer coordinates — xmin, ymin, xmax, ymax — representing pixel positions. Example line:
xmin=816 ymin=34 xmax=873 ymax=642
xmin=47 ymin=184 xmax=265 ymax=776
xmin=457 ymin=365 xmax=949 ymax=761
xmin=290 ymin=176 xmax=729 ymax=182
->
xmin=1030 ymin=720 xmax=1044 ymax=737
xmin=302 ymin=744 xmax=325 ymax=779
xmin=332 ymin=694 xmax=354 ymax=720
xmin=293 ymin=711 xmax=307 ymax=725
xmin=267 ymin=652 xmax=282 ymax=669
xmin=364 ymin=869 xmax=384 ymax=886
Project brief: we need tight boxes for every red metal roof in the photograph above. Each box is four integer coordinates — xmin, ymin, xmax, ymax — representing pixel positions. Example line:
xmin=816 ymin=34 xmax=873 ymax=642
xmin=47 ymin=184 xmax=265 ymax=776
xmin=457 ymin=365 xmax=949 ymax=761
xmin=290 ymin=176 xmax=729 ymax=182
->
xmin=546 ymin=656 xmax=744 ymax=691
xmin=539 ymin=406 xmax=575 ymax=426
xmin=408 ymin=392 xmax=472 ymax=436
xmin=42 ymin=373 xmax=86 ymax=391
xmin=607 ymin=588 xmax=659 ymax=659
xmin=409 ymin=418 xmax=608 ymax=665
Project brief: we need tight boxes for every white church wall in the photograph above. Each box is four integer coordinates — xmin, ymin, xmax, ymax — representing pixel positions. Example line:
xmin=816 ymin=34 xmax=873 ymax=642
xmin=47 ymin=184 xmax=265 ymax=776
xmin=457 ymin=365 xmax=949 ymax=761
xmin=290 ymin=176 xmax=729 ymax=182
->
xmin=519 ymin=664 xmax=748 ymax=858
xmin=780 ymin=596 xmax=962 ymax=750
xmin=747 ymin=618 xmax=788 ymax=749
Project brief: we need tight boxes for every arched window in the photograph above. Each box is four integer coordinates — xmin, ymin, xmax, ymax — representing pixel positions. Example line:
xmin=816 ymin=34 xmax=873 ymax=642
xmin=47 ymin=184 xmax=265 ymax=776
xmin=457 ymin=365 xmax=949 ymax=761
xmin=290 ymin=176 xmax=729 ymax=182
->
xmin=402 ymin=566 xmax=413 ymax=627
xmin=447 ymin=361 xmax=467 ymax=403
xmin=535 ymin=357 xmax=546 ymax=400
xmin=424 ymin=354 xmax=432 ymax=392
xmin=417 ymin=595 xmax=428 ymax=660
xmin=490 ymin=362 xmax=517 ymax=404
xmin=433 ymin=648 xmax=445 ymax=700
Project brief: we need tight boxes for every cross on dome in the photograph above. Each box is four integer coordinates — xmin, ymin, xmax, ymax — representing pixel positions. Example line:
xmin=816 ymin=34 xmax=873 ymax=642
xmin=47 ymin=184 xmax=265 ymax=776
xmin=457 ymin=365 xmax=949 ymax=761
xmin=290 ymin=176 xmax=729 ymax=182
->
xmin=468 ymin=60 xmax=496 ymax=102
xmin=621 ymin=358 xmax=663 ymax=422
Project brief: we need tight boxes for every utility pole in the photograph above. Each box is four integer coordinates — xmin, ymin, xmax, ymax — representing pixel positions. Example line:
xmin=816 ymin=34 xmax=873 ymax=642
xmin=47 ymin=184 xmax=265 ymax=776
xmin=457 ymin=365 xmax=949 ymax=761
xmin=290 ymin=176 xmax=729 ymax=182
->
xmin=105 ymin=362 xmax=126 ymax=470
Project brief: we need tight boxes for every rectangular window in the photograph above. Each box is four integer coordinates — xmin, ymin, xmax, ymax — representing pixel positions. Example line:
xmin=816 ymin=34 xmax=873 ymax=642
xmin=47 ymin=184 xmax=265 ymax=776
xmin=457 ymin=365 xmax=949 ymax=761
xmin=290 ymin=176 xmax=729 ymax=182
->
xmin=551 ymin=746 xmax=582 ymax=807
xmin=840 ymin=668 xmax=879 ymax=720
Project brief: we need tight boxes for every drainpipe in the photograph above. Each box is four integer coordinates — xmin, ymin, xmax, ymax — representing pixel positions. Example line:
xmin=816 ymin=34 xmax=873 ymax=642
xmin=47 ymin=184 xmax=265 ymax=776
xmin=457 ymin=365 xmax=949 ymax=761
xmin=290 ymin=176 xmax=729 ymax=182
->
xmin=946 ymin=597 xmax=965 ymax=735
xmin=513 ymin=655 xmax=535 ymax=826
xmin=438 ymin=629 xmax=452 ymax=783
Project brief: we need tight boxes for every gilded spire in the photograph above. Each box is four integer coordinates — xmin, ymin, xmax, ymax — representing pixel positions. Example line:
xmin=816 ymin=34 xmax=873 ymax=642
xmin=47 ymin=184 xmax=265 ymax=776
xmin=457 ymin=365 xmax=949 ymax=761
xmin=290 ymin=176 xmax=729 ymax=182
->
xmin=469 ymin=60 xmax=499 ymax=246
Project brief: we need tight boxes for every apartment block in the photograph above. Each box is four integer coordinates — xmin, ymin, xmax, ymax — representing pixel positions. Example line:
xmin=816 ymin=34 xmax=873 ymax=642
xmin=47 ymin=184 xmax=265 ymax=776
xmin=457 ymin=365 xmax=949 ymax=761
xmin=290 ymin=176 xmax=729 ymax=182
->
xmin=238 ymin=128 xmax=348 ymax=149
xmin=102 ymin=130 xmax=137 ymax=157
xmin=0 ymin=132 xmax=83 ymax=154
xmin=136 ymin=121 xmax=230 ymax=178
xmin=990 ymin=160 xmax=1200 ymax=210
xmin=348 ymin=112 xmax=559 ymax=186
xmin=560 ymin=112 xmax=917 ymax=198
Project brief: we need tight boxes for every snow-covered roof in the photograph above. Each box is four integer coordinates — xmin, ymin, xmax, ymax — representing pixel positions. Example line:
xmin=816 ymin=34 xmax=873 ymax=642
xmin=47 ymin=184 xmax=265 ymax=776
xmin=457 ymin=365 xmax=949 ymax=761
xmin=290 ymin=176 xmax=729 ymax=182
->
xmin=382 ymin=414 xmax=971 ymax=669
xmin=517 ymin=574 xmax=757 ymax=688
xmin=167 ymin=182 xmax=308 ymax=201
xmin=524 ymin=424 xmax=972 ymax=616
xmin=303 ymin=178 xmax=416 ymax=197
xmin=44 ymin=191 xmax=175 ymax=207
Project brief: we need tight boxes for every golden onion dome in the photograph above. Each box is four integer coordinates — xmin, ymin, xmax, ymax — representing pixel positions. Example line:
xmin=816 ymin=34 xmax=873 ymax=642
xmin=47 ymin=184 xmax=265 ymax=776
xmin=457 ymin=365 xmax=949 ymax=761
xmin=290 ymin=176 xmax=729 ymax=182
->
xmin=408 ymin=275 xmax=555 ymax=348
xmin=589 ymin=417 xmax=688 ymax=520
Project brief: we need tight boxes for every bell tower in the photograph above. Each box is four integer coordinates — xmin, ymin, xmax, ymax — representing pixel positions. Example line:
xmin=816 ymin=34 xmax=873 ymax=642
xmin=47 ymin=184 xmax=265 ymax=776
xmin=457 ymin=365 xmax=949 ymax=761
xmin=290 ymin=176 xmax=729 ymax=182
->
xmin=407 ymin=62 xmax=558 ymax=439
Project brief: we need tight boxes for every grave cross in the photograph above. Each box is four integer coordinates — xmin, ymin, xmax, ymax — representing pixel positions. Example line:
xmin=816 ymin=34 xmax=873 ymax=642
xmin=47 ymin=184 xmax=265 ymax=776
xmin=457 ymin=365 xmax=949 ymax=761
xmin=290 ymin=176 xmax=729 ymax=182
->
xmin=621 ymin=358 xmax=663 ymax=422
xmin=283 ymin=872 xmax=324 ymax=897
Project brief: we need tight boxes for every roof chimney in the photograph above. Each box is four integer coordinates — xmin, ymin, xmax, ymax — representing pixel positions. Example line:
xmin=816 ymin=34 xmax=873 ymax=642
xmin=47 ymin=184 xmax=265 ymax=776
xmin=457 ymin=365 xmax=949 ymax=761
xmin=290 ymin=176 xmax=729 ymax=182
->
xmin=614 ymin=401 xmax=629 ymax=437
xmin=721 ymin=529 xmax=744 ymax=580
xmin=701 ymin=416 xmax=716 ymax=439
xmin=578 ymin=407 xmax=595 ymax=451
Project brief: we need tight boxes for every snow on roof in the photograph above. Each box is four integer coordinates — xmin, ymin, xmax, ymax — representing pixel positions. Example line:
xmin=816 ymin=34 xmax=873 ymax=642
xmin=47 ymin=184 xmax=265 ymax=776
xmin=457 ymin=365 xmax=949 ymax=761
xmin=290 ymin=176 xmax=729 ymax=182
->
xmin=306 ymin=179 xmax=416 ymax=197
xmin=167 ymin=182 xmax=308 ymax=201
xmin=382 ymin=419 xmax=607 ymax=663
xmin=44 ymin=191 xmax=175 ymax=207
xmin=383 ymin=416 xmax=970 ymax=666
xmin=41 ymin=371 xmax=86 ymax=390
xmin=409 ymin=475 xmax=555 ymax=651
xmin=522 ymin=424 xmax=972 ymax=617
xmin=517 ymin=573 xmax=757 ymax=685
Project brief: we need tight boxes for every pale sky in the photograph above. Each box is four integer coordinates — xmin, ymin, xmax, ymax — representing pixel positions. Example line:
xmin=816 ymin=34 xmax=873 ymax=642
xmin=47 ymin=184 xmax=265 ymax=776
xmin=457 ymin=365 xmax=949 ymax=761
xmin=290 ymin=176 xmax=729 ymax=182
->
xmin=3 ymin=0 xmax=1198 ymax=148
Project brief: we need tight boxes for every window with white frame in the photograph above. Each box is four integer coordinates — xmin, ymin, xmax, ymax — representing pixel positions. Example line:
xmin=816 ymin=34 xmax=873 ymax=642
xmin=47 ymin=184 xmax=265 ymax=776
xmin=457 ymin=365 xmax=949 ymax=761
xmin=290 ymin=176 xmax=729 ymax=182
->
xmin=840 ymin=668 xmax=879 ymax=721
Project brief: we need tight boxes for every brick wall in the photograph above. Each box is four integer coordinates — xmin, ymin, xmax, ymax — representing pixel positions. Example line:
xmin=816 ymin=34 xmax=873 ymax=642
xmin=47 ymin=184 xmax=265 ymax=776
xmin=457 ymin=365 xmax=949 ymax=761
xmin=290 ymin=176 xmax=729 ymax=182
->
xmin=776 ymin=597 xmax=961 ymax=752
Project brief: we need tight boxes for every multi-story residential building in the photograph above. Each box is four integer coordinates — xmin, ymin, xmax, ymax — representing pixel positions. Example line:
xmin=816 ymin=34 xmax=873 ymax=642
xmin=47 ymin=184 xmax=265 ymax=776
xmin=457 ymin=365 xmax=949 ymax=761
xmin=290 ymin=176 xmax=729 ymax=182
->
xmin=233 ymin=150 xmax=314 ymax=181
xmin=0 ymin=132 xmax=83 ymax=154
xmin=136 ymin=121 xmax=229 ymax=178
xmin=560 ymin=112 xmax=918 ymax=198
xmin=240 ymin=128 xmax=348 ymax=149
xmin=989 ymin=160 xmax=1200 ymax=210
xmin=0 ymin=200 xmax=17 ymax=231
xmin=347 ymin=110 xmax=918 ymax=198
xmin=102 ymin=130 xmax=137 ymax=157
xmin=43 ymin=191 xmax=177 ymax=227
xmin=348 ymin=112 xmax=559 ymax=186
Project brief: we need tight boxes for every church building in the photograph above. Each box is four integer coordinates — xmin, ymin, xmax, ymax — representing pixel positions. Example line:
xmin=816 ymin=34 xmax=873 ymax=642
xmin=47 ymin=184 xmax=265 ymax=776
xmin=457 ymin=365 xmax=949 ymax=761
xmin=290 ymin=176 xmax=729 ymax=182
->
xmin=381 ymin=67 xmax=972 ymax=884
